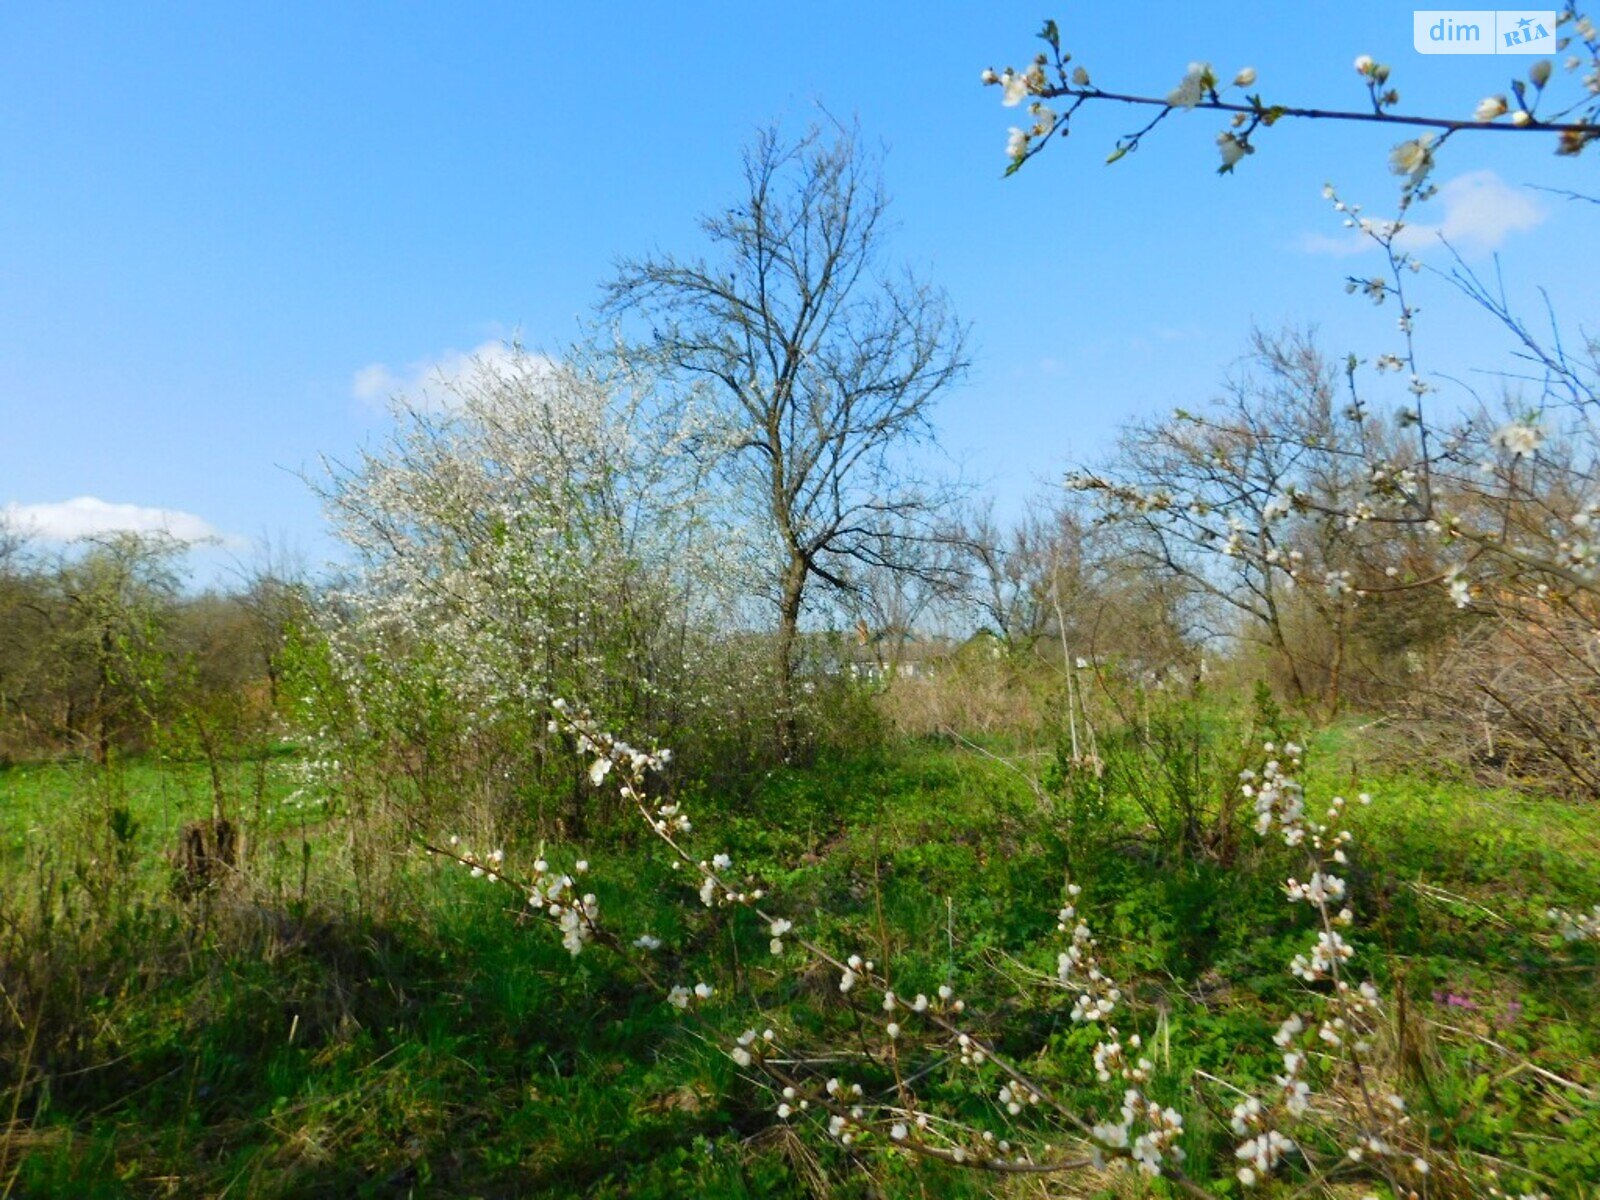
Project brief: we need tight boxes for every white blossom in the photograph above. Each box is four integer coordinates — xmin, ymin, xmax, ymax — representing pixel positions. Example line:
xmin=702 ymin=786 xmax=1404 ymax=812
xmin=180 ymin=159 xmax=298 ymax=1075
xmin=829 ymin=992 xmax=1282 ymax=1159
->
xmin=1166 ymin=62 xmax=1211 ymax=108
xmin=1388 ymin=135 xmax=1434 ymax=180
xmin=1000 ymin=68 xmax=1030 ymax=106
xmin=1490 ymin=420 xmax=1545 ymax=458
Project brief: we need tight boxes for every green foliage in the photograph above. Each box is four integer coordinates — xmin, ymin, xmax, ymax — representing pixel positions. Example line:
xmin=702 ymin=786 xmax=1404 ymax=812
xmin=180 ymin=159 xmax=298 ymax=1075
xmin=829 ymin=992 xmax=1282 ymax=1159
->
xmin=1 ymin=720 xmax=1597 ymax=1198
xmin=0 ymin=534 xmax=294 ymax=767
xmin=1050 ymin=683 xmax=1286 ymax=869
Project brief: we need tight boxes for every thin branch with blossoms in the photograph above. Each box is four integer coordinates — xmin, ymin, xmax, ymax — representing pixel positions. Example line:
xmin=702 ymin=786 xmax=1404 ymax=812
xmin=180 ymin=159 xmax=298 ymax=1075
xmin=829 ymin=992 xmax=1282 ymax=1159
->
xmin=442 ymin=696 xmax=1225 ymax=1193
xmin=984 ymin=11 xmax=1600 ymax=175
xmin=431 ymin=686 xmax=1595 ymax=1197
xmin=355 ymin=561 xmax=1600 ymax=1200
xmin=419 ymin=836 xmax=641 ymax=973
xmin=537 ymin=694 xmax=1209 ymax=1196
xmin=1234 ymin=744 xmax=1429 ymax=1194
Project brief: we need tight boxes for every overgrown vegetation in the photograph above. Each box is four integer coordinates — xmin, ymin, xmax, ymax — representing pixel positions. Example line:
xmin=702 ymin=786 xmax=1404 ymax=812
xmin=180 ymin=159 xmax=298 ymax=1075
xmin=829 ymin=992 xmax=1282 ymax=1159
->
xmin=3 ymin=708 xmax=1597 ymax=1197
xmin=7 ymin=21 xmax=1600 ymax=1198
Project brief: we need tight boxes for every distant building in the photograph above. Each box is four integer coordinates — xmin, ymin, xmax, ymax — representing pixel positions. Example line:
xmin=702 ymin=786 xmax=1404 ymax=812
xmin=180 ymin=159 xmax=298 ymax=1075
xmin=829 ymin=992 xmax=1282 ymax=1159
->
xmin=844 ymin=631 xmax=955 ymax=683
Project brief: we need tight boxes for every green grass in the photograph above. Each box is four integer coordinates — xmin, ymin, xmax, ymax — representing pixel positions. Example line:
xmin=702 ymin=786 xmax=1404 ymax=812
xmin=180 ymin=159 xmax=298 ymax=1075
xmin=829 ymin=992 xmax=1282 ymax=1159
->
xmin=2 ymin=738 xmax=1597 ymax=1197
xmin=0 ymin=750 xmax=307 ymax=874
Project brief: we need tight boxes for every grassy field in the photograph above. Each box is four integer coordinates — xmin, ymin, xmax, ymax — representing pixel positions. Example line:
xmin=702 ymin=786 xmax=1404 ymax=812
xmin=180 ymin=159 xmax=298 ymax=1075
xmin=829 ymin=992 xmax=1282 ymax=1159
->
xmin=2 ymin=732 xmax=1598 ymax=1198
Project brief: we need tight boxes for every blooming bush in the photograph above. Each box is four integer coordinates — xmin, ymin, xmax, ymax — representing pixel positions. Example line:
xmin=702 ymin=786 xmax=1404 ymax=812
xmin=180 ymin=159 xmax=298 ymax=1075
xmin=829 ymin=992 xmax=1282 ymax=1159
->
xmin=301 ymin=341 xmax=801 ymax=835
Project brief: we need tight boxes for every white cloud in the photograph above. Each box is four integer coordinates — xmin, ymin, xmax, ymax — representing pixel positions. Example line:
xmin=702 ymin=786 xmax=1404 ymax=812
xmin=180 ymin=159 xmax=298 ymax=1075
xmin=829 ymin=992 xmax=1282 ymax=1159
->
xmin=1302 ymin=171 xmax=1545 ymax=256
xmin=351 ymin=339 xmax=557 ymax=410
xmin=1400 ymin=170 xmax=1544 ymax=251
xmin=2 ymin=496 xmax=239 ymax=546
xmin=350 ymin=362 xmax=401 ymax=402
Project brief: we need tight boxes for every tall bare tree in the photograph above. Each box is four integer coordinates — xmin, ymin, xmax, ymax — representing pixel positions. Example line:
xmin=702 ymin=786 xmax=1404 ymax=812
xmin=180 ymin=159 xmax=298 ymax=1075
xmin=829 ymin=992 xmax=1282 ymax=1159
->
xmin=1069 ymin=329 xmax=1400 ymax=708
xmin=606 ymin=124 xmax=970 ymax=748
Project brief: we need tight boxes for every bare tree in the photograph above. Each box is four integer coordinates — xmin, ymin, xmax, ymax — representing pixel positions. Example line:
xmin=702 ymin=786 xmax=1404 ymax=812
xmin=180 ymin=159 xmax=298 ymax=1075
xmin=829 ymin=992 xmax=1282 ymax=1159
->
xmin=1070 ymin=329 xmax=1405 ymax=708
xmin=606 ymin=124 xmax=970 ymax=750
xmin=954 ymin=498 xmax=1081 ymax=656
xmin=844 ymin=516 xmax=965 ymax=680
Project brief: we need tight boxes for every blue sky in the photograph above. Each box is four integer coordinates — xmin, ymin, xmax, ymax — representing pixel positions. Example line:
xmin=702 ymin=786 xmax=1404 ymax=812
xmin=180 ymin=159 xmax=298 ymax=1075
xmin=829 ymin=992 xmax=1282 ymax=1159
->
xmin=3 ymin=2 xmax=1594 ymax=583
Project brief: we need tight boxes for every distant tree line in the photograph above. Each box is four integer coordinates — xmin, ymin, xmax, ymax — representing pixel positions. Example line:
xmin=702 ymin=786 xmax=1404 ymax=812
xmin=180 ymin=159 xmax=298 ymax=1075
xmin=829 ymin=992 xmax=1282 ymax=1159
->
xmin=0 ymin=531 xmax=301 ymax=764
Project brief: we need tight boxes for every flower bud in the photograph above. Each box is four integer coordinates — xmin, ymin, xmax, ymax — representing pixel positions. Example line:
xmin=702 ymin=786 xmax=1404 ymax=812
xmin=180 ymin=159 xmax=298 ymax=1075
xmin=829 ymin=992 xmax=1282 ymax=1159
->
xmin=1474 ymin=95 xmax=1507 ymax=121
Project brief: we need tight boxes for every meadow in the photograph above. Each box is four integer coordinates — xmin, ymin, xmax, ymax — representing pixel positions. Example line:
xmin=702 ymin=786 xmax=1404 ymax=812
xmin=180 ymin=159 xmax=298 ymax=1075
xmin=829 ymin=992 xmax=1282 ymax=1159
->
xmin=4 ymin=702 xmax=1597 ymax=1199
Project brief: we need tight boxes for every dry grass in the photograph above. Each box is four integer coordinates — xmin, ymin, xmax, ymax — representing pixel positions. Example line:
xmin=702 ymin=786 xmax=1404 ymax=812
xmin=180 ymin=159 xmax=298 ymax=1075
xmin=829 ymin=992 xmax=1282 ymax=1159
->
xmin=875 ymin=659 xmax=1049 ymax=740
